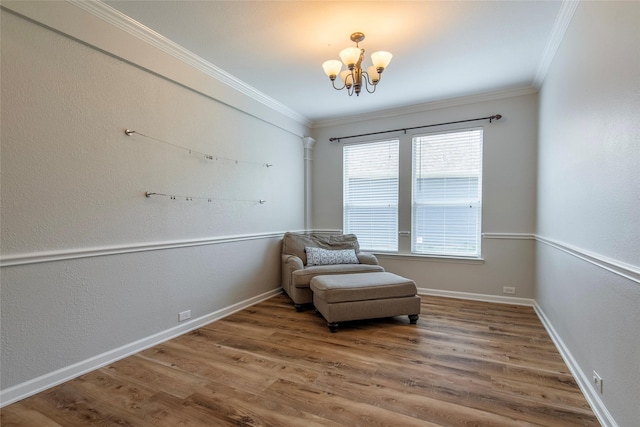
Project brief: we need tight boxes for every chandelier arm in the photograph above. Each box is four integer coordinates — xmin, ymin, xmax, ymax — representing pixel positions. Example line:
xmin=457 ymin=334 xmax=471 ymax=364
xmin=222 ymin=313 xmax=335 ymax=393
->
xmin=331 ymin=79 xmax=347 ymax=91
xmin=362 ymin=72 xmax=377 ymax=94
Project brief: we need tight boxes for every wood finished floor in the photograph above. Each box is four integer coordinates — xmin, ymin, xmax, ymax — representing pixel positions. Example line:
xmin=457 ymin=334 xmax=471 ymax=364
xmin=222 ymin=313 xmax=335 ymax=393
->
xmin=1 ymin=294 xmax=599 ymax=426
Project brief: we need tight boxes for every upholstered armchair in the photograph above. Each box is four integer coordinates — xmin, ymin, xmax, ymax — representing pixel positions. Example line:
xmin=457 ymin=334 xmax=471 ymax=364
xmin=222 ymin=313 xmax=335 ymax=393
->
xmin=281 ymin=232 xmax=384 ymax=311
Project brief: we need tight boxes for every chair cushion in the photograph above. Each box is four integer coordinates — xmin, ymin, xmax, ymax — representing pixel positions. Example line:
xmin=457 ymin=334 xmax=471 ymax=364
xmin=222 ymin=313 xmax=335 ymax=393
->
xmin=292 ymin=264 xmax=384 ymax=288
xmin=282 ymin=232 xmax=360 ymax=265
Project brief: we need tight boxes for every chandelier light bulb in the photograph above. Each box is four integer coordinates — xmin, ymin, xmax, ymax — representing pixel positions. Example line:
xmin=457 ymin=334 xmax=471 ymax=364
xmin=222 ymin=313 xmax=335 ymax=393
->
xmin=339 ymin=47 xmax=362 ymax=68
xmin=367 ymin=65 xmax=380 ymax=83
xmin=322 ymin=60 xmax=343 ymax=79
xmin=340 ymin=70 xmax=354 ymax=88
xmin=371 ymin=51 xmax=393 ymax=71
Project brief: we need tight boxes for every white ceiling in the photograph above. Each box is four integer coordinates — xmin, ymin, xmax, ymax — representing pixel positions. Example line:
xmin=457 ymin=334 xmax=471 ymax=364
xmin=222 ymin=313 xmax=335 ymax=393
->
xmin=104 ymin=1 xmax=564 ymax=124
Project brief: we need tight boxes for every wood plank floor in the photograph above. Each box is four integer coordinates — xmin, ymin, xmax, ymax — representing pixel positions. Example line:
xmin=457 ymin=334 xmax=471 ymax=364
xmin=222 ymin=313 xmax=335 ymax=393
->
xmin=1 ymin=294 xmax=599 ymax=426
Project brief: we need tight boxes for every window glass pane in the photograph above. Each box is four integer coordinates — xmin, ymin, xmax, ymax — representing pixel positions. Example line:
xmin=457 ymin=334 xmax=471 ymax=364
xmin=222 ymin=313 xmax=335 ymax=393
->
xmin=343 ymin=140 xmax=399 ymax=251
xmin=412 ymin=129 xmax=482 ymax=257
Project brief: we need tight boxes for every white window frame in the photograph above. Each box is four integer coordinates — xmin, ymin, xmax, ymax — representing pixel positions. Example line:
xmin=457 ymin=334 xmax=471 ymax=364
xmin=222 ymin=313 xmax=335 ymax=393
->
xmin=343 ymin=139 xmax=399 ymax=252
xmin=411 ymin=128 xmax=483 ymax=258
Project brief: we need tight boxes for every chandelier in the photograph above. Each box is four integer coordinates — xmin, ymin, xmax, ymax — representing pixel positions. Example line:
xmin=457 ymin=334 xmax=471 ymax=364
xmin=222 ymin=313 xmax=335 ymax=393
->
xmin=322 ymin=32 xmax=392 ymax=96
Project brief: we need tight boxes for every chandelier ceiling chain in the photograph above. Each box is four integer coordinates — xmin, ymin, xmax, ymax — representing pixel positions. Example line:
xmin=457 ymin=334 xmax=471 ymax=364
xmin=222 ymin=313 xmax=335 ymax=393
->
xmin=322 ymin=32 xmax=392 ymax=96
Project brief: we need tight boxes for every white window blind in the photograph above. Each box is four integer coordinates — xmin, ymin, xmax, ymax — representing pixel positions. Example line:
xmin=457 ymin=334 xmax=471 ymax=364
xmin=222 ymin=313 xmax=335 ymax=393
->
xmin=343 ymin=140 xmax=399 ymax=252
xmin=412 ymin=128 xmax=483 ymax=257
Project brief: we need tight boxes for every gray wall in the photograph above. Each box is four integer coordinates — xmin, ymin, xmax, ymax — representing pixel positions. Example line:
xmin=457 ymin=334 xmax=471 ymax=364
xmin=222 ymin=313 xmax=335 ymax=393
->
xmin=536 ymin=2 xmax=640 ymax=425
xmin=0 ymin=6 xmax=306 ymax=394
xmin=2 ymin=1 xmax=639 ymax=425
xmin=311 ymin=93 xmax=538 ymax=298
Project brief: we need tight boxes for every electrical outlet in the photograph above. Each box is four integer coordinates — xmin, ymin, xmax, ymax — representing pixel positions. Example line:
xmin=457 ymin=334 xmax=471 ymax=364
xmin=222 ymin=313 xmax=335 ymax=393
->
xmin=502 ymin=286 xmax=516 ymax=294
xmin=178 ymin=310 xmax=191 ymax=322
xmin=593 ymin=370 xmax=603 ymax=394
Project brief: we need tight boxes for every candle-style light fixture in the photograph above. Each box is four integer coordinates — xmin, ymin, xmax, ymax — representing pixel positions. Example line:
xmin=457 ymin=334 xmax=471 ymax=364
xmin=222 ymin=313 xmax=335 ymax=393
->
xmin=322 ymin=32 xmax=392 ymax=96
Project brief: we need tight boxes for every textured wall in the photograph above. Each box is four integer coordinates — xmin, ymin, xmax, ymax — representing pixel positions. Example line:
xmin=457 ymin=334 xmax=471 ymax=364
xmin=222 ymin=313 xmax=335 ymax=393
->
xmin=311 ymin=94 xmax=538 ymax=298
xmin=0 ymin=9 xmax=305 ymax=391
xmin=536 ymin=2 xmax=640 ymax=425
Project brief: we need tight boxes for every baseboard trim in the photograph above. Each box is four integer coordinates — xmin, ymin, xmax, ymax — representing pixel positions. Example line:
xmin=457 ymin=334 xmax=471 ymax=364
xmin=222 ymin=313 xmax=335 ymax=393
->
xmin=1 ymin=286 xmax=618 ymax=425
xmin=418 ymin=288 xmax=616 ymax=425
xmin=0 ymin=288 xmax=282 ymax=407
xmin=533 ymin=302 xmax=618 ymax=427
xmin=418 ymin=288 xmax=535 ymax=306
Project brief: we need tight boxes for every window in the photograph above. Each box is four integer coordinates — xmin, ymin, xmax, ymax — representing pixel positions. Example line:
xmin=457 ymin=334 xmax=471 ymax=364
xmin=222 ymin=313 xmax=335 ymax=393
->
xmin=412 ymin=129 xmax=483 ymax=257
xmin=343 ymin=139 xmax=399 ymax=252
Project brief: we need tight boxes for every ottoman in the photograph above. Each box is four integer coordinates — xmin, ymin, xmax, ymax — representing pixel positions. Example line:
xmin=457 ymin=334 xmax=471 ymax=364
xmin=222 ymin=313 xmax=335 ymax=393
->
xmin=310 ymin=272 xmax=421 ymax=332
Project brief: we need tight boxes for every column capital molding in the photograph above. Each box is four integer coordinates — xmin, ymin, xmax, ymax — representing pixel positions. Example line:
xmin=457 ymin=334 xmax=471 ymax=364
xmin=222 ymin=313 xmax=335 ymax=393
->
xmin=302 ymin=136 xmax=316 ymax=150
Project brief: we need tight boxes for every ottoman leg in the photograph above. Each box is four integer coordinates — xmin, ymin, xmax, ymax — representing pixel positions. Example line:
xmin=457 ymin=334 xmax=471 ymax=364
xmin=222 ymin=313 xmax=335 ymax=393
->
xmin=328 ymin=322 xmax=339 ymax=333
xmin=294 ymin=304 xmax=305 ymax=312
xmin=409 ymin=314 xmax=419 ymax=324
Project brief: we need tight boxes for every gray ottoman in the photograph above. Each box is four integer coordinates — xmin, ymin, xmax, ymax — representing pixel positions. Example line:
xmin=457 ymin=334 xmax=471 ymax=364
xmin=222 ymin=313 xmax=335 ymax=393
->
xmin=310 ymin=272 xmax=421 ymax=332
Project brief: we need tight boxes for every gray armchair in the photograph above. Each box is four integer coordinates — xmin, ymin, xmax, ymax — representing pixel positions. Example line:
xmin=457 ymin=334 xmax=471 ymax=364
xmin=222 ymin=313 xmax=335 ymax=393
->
xmin=281 ymin=232 xmax=384 ymax=311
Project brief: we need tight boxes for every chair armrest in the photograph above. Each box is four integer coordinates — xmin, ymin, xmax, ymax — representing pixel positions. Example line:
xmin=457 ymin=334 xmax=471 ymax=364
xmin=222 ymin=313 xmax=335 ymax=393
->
xmin=282 ymin=254 xmax=304 ymax=270
xmin=281 ymin=254 xmax=304 ymax=291
xmin=357 ymin=252 xmax=379 ymax=265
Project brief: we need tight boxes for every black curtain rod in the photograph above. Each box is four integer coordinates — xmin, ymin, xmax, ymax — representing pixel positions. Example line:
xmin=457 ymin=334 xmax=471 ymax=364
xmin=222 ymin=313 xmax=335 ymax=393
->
xmin=329 ymin=114 xmax=502 ymax=142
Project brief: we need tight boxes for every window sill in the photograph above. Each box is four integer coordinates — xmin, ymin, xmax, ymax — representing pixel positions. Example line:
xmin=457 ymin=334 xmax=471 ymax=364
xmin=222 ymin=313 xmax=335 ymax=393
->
xmin=372 ymin=252 xmax=485 ymax=265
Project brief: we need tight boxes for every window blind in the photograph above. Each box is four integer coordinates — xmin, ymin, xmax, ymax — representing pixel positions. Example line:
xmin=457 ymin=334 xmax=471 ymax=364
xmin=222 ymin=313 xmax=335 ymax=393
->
xmin=412 ymin=129 xmax=483 ymax=257
xmin=343 ymin=140 xmax=399 ymax=252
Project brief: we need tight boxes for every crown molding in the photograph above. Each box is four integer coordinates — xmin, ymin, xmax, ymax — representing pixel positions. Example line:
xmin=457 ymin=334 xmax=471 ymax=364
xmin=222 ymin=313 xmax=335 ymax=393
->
xmin=311 ymin=1 xmax=581 ymax=129
xmin=532 ymin=0 xmax=581 ymax=89
xmin=3 ymin=0 xmax=575 ymax=136
xmin=311 ymin=86 xmax=537 ymax=129
xmin=67 ymin=0 xmax=312 ymax=128
xmin=71 ymin=0 xmax=579 ymax=128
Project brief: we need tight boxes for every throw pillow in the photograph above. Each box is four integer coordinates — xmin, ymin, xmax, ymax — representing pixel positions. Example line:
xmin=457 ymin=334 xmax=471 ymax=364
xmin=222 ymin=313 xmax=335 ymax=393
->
xmin=305 ymin=247 xmax=359 ymax=266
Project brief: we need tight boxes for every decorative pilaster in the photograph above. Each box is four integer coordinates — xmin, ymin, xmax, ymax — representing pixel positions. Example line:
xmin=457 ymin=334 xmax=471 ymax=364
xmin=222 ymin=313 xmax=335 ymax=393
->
xmin=302 ymin=136 xmax=316 ymax=230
